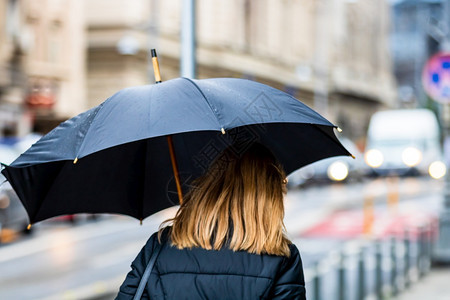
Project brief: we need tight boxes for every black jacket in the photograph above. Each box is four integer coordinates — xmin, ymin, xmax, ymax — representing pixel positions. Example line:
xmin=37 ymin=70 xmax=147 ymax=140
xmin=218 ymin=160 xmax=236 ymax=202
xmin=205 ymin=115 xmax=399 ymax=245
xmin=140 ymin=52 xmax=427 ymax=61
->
xmin=116 ymin=232 xmax=306 ymax=299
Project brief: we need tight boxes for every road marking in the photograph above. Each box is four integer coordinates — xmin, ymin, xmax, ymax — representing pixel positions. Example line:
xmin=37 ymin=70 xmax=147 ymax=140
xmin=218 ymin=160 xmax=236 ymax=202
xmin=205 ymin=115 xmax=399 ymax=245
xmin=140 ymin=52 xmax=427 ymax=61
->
xmin=42 ymin=276 xmax=124 ymax=300
xmin=88 ymin=241 xmax=145 ymax=269
xmin=0 ymin=216 xmax=163 ymax=263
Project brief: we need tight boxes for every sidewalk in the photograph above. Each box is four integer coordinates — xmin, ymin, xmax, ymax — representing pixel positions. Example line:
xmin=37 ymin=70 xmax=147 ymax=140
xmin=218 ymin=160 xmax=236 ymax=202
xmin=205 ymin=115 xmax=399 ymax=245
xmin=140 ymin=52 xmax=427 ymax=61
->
xmin=396 ymin=266 xmax=450 ymax=300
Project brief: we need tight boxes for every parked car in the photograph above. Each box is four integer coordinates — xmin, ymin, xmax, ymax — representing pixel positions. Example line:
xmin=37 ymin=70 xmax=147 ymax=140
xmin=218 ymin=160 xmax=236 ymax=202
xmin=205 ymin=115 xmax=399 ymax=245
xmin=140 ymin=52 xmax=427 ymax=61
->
xmin=287 ymin=137 xmax=366 ymax=188
xmin=364 ymin=109 xmax=446 ymax=179
xmin=0 ymin=144 xmax=30 ymax=242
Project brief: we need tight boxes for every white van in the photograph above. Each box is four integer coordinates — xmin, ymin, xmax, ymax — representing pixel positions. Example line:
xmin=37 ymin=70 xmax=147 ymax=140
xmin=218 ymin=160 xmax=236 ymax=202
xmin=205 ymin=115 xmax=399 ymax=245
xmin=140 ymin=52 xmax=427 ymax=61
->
xmin=364 ymin=109 xmax=446 ymax=178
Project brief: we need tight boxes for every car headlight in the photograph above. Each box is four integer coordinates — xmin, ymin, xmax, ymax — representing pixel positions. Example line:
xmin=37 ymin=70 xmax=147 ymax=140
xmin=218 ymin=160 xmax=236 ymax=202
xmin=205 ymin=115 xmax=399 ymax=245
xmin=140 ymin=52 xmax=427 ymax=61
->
xmin=365 ymin=149 xmax=383 ymax=168
xmin=327 ymin=161 xmax=349 ymax=181
xmin=428 ymin=161 xmax=446 ymax=179
xmin=401 ymin=147 xmax=422 ymax=167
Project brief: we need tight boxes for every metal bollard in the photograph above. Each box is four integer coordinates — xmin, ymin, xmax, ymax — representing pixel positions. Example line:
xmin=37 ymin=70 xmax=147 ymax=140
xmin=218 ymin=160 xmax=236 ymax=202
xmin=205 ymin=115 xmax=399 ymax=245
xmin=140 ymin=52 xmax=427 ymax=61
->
xmin=357 ymin=249 xmax=366 ymax=300
xmin=338 ymin=253 xmax=346 ymax=300
xmin=313 ymin=261 xmax=321 ymax=300
xmin=375 ymin=241 xmax=383 ymax=300
xmin=424 ymin=222 xmax=432 ymax=273
xmin=418 ymin=226 xmax=426 ymax=278
xmin=390 ymin=237 xmax=398 ymax=296
xmin=404 ymin=230 xmax=411 ymax=288
xmin=415 ymin=226 xmax=421 ymax=279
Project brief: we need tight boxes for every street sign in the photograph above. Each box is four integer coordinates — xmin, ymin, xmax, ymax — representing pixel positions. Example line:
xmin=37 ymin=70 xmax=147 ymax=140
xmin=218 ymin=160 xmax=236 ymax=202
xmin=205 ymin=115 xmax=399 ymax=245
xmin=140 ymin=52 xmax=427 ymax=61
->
xmin=422 ymin=52 xmax=450 ymax=103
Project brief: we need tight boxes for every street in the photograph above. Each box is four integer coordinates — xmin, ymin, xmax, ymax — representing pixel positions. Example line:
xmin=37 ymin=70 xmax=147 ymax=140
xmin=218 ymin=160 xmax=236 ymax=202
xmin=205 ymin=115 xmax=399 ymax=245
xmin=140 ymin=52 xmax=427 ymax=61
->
xmin=0 ymin=215 xmax=166 ymax=299
xmin=0 ymin=176 xmax=445 ymax=299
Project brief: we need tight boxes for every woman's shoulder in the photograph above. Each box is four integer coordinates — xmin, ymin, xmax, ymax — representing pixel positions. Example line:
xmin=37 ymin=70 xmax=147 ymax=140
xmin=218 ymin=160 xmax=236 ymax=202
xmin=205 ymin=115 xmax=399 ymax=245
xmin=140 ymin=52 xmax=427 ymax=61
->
xmin=288 ymin=243 xmax=300 ymax=257
xmin=277 ymin=243 xmax=304 ymax=281
xmin=141 ymin=230 xmax=167 ymax=253
xmin=283 ymin=243 xmax=302 ymax=264
xmin=148 ymin=227 xmax=171 ymax=242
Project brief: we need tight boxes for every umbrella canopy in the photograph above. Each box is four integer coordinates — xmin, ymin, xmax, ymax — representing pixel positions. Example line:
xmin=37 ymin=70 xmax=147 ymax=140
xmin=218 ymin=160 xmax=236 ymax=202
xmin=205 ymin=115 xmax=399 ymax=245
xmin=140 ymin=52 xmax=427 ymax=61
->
xmin=1 ymin=77 xmax=351 ymax=224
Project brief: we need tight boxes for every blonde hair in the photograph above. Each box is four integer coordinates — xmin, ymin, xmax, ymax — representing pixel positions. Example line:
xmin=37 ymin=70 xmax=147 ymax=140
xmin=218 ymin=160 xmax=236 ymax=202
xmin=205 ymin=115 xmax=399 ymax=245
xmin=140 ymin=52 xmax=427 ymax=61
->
xmin=159 ymin=142 xmax=291 ymax=257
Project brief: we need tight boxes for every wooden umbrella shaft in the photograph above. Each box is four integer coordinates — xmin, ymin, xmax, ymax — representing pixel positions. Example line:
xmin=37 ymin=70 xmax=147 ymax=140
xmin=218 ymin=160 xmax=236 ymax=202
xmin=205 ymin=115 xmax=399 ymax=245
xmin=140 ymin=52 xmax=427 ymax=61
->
xmin=151 ymin=49 xmax=183 ymax=204
xmin=167 ymin=135 xmax=184 ymax=204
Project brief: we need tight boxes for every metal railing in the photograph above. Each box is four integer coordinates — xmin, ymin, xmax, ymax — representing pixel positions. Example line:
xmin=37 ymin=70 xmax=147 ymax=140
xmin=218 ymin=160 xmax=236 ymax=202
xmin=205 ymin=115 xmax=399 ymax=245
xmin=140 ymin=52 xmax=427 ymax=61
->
xmin=305 ymin=222 xmax=436 ymax=300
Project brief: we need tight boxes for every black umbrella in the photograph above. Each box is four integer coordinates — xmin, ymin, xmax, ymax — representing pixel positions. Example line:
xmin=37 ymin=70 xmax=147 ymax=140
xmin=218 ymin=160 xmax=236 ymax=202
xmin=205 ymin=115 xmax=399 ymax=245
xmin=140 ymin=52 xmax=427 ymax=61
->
xmin=1 ymin=69 xmax=351 ymax=225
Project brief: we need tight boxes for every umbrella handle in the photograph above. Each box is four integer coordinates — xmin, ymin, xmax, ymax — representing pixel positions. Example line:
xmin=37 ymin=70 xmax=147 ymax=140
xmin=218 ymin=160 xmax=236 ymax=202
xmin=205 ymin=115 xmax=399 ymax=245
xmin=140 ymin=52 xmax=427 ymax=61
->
xmin=151 ymin=49 xmax=162 ymax=83
xmin=151 ymin=49 xmax=183 ymax=204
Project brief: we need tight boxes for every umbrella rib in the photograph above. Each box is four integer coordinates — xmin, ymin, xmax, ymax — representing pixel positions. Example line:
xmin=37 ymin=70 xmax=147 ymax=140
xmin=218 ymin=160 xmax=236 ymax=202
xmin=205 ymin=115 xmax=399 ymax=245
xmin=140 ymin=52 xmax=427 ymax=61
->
xmin=181 ymin=77 xmax=224 ymax=130
xmin=73 ymin=102 xmax=106 ymax=160
xmin=27 ymin=161 xmax=69 ymax=223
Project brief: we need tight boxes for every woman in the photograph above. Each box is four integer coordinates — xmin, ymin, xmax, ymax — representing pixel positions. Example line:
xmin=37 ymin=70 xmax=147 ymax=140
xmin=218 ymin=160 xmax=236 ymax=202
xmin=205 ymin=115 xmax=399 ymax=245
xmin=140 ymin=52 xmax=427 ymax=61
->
xmin=116 ymin=142 xmax=306 ymax=299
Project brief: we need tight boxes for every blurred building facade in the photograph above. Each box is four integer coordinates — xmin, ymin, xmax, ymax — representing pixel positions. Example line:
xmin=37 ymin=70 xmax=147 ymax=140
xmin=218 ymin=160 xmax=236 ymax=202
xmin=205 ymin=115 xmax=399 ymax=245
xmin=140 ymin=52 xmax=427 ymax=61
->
xmin=85 ymin=0 xmax=396 ymax=146
xmin=0 ymin=0 xmax=86 ymax=136
xmin=1 ymin=0 xmax=396 ymax=142
xmin=84 ymin=0 xmax=154 ymax=107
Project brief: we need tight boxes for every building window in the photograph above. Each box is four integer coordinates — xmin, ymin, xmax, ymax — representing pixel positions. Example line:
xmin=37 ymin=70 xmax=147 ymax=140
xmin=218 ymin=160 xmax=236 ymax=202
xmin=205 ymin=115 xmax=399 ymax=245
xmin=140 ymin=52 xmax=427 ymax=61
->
xmin=47 ymin=20 xmax=62 ymax=63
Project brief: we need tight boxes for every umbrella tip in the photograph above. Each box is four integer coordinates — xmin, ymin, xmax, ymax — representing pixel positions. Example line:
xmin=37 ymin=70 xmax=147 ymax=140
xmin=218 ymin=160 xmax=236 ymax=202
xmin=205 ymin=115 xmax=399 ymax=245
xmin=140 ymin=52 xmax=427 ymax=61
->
xmin=221 ymin=128 xmax=226 ymax=135
xmin=27 ymin=224 xmax=32 ymax=230
xmin=73 ymin=157 xmax=78 ymax=164
xmin=140 ymin=219 xmax=143 ymax=225
xmin=337 ymin=127 xmax=343 ymax=133
xmin=351 ymin=154 xmax=356 ymax=159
